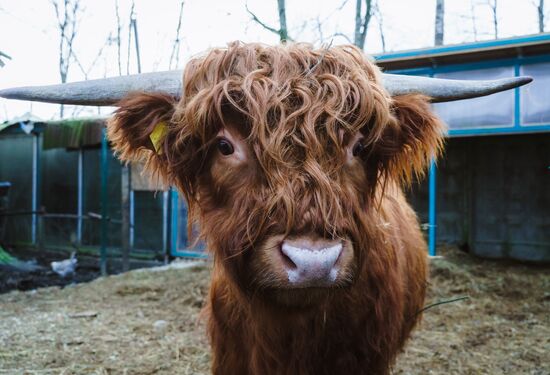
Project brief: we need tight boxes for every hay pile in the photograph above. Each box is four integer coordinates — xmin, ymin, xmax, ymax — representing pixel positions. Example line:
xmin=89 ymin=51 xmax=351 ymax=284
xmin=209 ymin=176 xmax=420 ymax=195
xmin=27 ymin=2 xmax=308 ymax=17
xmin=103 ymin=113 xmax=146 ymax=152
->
xmin=0 ymin=248 xmax=548 ymax=374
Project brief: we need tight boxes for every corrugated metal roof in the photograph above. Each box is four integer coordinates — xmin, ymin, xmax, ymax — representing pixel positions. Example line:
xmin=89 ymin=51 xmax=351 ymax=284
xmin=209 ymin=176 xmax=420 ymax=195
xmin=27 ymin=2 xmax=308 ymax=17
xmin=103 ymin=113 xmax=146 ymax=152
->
xmin=0 ymin=116 xmax=106 ymax=150
xmin=0 ymin=113 xmax=45 ymax=133
xmin=43 ymin=118 xmax=105 ymax=150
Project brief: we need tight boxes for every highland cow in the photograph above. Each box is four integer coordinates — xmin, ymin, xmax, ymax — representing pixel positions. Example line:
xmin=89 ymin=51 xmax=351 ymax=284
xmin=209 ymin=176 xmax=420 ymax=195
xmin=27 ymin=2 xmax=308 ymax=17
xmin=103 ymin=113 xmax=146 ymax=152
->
xmin=0 ymin=42 xmax=531 ymax=375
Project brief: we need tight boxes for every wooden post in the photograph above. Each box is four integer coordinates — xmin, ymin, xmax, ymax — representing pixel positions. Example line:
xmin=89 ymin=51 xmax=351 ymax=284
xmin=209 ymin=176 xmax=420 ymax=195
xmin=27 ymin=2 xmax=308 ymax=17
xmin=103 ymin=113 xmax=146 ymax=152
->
xmin=100 ymin=129 xmax=109 ymax=276
xmin=32 ymin=133 xmax=40 ymax=246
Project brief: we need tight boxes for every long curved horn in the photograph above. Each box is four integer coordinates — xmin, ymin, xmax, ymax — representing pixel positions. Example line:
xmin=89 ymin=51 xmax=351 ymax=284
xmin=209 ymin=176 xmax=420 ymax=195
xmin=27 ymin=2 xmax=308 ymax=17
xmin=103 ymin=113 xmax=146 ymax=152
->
xmin=0 ymin=71 xmax=532 ymax=105
xmin=382 ymin=74 xmax=533 ymax=103
xmin=0 ymin=70 xmax=183 ymax=106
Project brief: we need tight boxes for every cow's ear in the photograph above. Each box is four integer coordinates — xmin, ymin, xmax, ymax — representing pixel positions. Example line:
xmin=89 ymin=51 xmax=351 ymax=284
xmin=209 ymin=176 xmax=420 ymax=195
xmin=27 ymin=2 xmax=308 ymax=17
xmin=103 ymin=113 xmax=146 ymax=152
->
xmin=107 ymin=92 xmax=176 ymax=180
xmin=388 ymin=94 xmax=446 ymax=183
xmin=108 ymin=92 xmax=176 ymax=160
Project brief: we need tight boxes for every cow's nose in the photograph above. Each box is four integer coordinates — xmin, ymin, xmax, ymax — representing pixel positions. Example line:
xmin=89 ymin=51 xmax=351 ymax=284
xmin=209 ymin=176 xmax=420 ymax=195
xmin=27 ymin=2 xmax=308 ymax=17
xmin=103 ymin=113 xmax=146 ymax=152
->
xmin=280 ymin=238 xmax=343 ymax=287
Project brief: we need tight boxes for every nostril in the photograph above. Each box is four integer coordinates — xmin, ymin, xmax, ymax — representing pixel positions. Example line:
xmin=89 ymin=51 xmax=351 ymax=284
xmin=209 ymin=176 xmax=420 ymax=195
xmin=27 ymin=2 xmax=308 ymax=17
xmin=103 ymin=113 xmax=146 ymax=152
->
xmin=279 ymin=246 xmax=297 ymax=269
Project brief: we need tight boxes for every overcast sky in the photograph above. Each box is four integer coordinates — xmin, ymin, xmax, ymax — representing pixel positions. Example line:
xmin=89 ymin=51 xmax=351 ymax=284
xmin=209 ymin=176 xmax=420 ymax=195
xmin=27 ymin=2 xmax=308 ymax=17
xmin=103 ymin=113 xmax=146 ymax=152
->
xmin=0 ymin=0 xmax=545 ymax=120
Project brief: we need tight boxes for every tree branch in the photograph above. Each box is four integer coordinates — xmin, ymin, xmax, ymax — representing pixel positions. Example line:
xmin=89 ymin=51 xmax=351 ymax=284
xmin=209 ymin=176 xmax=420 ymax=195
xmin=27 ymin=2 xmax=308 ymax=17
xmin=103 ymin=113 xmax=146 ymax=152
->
xmin=485 ymin=0 xmax=498 ymax=38
xmin=169 ymin=0 xmax=185 ymax=70
xmin=51 ymin=0 xmax=81 ymax=117
xmin=246 ymin=1 xmax=293 ymax=43
xmin=373 ymin=1 xmax=386 ymax=52
xmin=0 ymin=50 xmax=11 ymax=68
xmin=246 ymin=3 xmax=280 ymax=35
xmin=114 ymin=0 xmax=122 ymax=75
xmin=331 ymin=32 xmax=353 ymax=44
xmin=126 ymin=1 xmax=135 ymax=75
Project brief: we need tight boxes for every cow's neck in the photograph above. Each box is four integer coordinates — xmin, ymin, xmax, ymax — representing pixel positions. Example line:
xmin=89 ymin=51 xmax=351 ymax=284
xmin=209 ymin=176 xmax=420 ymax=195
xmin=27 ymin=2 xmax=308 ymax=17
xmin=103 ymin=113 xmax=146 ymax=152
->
xmin=208 ymin=271 xmax=392 ymax=375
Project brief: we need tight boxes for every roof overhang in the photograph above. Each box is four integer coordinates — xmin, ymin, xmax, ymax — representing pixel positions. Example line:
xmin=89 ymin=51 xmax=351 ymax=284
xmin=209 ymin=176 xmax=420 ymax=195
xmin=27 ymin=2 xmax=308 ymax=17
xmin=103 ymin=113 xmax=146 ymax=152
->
xmin=374 ymin=33 xmax=550 ymax=71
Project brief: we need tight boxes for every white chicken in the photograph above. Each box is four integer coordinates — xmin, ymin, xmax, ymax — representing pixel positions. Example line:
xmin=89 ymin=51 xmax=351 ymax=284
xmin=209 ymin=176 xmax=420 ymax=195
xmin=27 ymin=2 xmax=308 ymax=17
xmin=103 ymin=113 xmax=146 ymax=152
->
xmin=51 ymin=252 xmax=77 ymax=278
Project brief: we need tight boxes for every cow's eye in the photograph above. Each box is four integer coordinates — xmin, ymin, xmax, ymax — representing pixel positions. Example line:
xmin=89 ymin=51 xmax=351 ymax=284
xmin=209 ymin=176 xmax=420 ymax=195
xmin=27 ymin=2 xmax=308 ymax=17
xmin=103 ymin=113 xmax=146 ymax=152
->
xmin=217 ymin=138 xmax=234 ymax=155
xmin=352 ymin=140 xmax=365 ymax=157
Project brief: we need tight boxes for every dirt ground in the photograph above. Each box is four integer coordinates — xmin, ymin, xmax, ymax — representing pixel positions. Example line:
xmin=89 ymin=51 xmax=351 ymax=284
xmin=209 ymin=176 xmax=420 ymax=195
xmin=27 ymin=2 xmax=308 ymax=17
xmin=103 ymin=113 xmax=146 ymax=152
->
xmin=0 ymin=248 xmax=162 ymax=294
xmin=0 ymin=247 xmax=548 ymax=375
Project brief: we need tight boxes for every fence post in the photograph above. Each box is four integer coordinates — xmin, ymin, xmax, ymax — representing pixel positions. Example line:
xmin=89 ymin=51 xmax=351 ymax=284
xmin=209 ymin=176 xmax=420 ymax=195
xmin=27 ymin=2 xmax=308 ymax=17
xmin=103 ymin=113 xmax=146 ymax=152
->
xmin=76 ymin=148 xmax=83 ymax=246
xmin=121 ymin=165 xmax=130 ymax=272
xmin=100 ymin=128 xmax=109 ymax=276
xmin=428 ymin=160 xmax=437 ymax=256
xmin=32 ymin=132 xmax=40 ymax=246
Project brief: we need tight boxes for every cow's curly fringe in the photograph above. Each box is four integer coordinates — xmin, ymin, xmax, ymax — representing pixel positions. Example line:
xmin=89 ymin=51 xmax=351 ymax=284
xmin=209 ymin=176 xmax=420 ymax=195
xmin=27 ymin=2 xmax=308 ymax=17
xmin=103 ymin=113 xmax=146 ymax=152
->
xmin=163 ymin=42 xmax=444 ymax=234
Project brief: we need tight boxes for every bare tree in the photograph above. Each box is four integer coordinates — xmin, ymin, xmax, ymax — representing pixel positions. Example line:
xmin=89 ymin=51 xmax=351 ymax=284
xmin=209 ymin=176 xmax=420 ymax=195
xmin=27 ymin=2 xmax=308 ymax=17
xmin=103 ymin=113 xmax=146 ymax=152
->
xmin=126 ymin=1 xmax=135 ymax=75
xmin=535 ymin=0 xmax=545 ymax=32
xmin=486 ymin=0 xmax=498 ymax=38
xmin=82 ymin=37 xmax=111 ymax=79
xmin=373 ymin=1 xmax=386 ymax=52
xmin=434 ymin=0 xmax=444 ymax=46
xmin=354 ymin=0 xmax=372 ymax=49
xmin=313 ymin=16 xmax=325 ymax=44
xmin=51 ymin=0 xmax=81 ymax=117
xmin=169 ymin=1 xmax=185 ymax=70
xmin=310 ymin=0 xmax=350 ymax=44
xmin=114 ymin=0 xmax=123 ymax=75
xmin=277 ymin=0 xmax=289 ymax=42
xmin=246 ymin=0 xmax=292 ymax=43
xmin=469 ymin=0 xmax=478 ymax=41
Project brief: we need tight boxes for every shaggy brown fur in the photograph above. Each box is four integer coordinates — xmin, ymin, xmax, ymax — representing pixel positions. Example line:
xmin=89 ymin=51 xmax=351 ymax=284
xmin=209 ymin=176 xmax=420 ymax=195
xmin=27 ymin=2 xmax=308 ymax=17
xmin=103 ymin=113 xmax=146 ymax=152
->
xmin=107 ymin=42 xmax=445 ymax=375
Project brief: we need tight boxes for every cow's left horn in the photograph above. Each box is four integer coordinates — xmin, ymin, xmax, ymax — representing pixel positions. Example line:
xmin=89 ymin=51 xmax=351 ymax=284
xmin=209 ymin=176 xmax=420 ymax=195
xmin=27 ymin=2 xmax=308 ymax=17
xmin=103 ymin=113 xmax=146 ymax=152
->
xmin=0 ymin=71 xmax=531 ymax=106
xmin=382 ymin=73 xmax=532 ymax=103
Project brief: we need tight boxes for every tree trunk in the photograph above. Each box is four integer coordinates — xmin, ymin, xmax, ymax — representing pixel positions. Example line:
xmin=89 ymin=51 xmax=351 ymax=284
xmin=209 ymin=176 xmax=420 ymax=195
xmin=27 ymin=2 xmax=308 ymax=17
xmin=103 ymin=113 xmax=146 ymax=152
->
xmin=169 ymin=0 xmax=185 ymax=69
xmin=52 ymin=0 xmax=80 ymax=118
xmin=490 ymin=0 xmax=498 ymax=38
xmin=373 ymin=2 xmax=386 ymax=52
xmin=246 ymin=0 xmax=292 ymax=43
xmin=434 ymin=0 xmax=444 ymax=46
xmin=354 ymin=0 xmax=362 ymax=46
xmin=538 ymin=0 xmax=545 ymax=32
xmin=354 ymin=0 xmax=372 ymax=49
xmin=115 ymin=0 xmax=122 ymax=75
xmin=470 ymin=0 xmax=478 ymax=41
xmin=277 ymin=0 xmax=289 ymax=43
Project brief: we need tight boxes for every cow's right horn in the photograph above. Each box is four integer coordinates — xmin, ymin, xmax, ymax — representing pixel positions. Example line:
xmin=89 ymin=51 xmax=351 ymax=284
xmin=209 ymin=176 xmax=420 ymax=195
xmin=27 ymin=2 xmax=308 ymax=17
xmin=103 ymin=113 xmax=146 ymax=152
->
xmin=0 ymin=70 xmax=183 ymax=106
xmin=381 ymin=73 xmax=532 ymax=103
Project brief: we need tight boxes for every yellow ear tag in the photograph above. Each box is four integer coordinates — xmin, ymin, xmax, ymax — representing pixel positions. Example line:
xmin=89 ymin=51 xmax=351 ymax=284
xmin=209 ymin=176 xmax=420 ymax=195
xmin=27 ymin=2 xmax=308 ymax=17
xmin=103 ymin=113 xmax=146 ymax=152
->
xmin=149 ymin=121 xmax=168 ymax=154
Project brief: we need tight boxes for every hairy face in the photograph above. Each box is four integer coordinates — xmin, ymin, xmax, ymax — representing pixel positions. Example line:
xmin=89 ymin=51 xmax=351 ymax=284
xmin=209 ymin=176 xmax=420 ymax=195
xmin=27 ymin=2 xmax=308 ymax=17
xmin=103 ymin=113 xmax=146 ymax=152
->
xmin=109 ymin=42 xmax=443 ymax=308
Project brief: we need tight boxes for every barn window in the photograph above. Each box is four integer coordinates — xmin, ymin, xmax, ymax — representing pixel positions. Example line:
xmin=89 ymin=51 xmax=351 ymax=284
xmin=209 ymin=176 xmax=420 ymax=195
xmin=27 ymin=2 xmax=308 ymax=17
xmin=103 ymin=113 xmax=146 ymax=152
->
xmin=433 ymin=66 xmax=515 ymax=129
xmin=520 ymin=62 xmax=550 ymax=126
